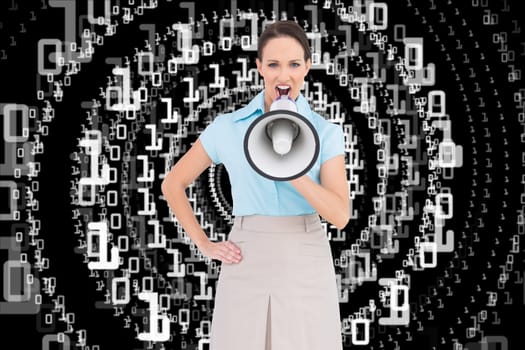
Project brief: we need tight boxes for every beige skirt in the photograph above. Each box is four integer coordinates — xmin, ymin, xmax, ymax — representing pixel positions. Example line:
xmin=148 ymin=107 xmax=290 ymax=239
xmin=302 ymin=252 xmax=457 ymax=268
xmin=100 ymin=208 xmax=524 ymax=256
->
xmin=210 ymin=214 xmax=343 ymax=350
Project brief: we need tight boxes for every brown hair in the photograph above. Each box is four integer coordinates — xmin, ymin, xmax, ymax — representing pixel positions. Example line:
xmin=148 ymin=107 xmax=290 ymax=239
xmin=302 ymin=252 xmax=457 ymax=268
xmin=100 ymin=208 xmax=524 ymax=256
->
xmin=257 ymin=21 xmax=311 ymax=62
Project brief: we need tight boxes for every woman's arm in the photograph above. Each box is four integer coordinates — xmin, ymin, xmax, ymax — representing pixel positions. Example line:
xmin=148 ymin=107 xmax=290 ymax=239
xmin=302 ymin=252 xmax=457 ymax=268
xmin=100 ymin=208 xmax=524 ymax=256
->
xmin=161 ymin=139 xmax=213 ymax=249
xmin=161 ymin=139 xmax=242 ymax=264
xmin=289 ymin=154 xmax=350 ymax=229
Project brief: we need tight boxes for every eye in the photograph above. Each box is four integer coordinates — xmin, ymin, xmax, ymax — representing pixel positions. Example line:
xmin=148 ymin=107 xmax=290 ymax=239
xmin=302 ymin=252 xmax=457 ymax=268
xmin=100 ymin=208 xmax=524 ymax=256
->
xmin=291 ymin=62 xmax=300 ymax=68
xmin=268 ymin=63 xmax=278 ymax=68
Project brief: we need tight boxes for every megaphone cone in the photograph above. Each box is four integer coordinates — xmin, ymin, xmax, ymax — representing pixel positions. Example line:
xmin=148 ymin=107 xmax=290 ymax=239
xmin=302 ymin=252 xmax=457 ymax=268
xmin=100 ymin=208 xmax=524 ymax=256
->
xmin=244 ymin=96 xmax=320 ymax=181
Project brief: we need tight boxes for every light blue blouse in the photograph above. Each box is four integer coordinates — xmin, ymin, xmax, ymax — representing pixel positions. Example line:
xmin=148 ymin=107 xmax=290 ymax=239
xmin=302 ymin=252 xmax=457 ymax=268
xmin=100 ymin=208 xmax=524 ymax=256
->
xmin=199 ymin=90 xmax=345 ymax=216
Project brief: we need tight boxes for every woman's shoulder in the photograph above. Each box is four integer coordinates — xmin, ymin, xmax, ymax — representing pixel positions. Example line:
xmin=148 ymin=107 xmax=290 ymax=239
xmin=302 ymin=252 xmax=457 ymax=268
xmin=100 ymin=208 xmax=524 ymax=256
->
xmin=309 ymin=109 xmax=341 ymax=131
xmin=208 ymin=102 xmax=259 ymax=128
xmin=207 ymin=110 xmax=235 ymax=126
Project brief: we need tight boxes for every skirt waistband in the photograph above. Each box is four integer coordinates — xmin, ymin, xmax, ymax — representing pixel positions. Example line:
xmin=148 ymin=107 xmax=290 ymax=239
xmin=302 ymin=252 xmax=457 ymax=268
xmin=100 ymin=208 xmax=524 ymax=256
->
xmin=233 ymin=214 xmax=321 ymax=233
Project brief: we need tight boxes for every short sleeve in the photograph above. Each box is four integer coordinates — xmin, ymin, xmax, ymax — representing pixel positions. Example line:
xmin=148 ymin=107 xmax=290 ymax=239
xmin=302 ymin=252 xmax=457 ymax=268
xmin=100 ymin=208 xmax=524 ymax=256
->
xmin=320 ymin=124 xmax=345 ymax=164
xmin=199 ymin=119 xmax=221 ymax=164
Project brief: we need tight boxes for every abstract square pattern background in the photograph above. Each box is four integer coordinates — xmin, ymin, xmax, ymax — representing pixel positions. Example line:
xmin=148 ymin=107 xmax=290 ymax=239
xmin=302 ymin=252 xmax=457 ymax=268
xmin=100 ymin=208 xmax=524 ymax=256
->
xmin=0 ymin=0 xmax=524 ymax=349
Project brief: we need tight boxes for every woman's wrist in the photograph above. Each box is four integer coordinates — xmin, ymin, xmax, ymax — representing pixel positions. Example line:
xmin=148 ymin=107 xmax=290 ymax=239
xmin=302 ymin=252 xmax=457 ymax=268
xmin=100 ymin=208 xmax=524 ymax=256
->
xmin=289 ymin=174 xmax=309 ymax=186
xmin=195 ymin=236 xmax=211 ymax=250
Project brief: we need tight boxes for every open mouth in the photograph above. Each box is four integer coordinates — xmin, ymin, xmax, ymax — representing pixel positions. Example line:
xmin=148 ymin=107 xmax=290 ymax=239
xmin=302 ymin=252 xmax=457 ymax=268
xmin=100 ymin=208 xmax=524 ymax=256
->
xmin=275 ymin=85 xmax=291 ymax=98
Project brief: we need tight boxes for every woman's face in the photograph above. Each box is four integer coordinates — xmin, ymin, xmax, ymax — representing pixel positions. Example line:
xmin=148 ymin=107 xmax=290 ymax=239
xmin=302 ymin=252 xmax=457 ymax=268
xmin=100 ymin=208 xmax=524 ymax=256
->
xmin=256 ymin=36 xmax=311 ymax=112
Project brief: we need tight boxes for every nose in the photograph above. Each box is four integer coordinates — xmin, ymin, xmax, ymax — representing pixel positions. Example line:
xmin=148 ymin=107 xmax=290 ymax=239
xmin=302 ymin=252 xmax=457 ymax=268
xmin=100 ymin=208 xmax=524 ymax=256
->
xmin=277 ymin=67 xmax=291 ymax=82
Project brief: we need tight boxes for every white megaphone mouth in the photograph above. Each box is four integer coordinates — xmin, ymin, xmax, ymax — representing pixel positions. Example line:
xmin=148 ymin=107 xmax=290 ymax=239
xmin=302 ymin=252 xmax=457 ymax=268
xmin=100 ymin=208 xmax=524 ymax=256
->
xmin=243 ymin=96 xmax=320 ymax=181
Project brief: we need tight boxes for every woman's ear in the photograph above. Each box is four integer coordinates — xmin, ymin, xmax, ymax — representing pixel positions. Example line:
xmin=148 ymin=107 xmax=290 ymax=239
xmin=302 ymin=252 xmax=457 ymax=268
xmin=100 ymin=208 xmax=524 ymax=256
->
xmin=256 ymin=57 xmax=263 ymax=77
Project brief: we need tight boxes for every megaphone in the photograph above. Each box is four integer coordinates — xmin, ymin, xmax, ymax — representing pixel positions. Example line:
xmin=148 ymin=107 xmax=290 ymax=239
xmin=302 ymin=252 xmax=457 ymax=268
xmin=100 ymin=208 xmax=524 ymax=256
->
xmin=244 ymin=96 xmax=320 ymax=181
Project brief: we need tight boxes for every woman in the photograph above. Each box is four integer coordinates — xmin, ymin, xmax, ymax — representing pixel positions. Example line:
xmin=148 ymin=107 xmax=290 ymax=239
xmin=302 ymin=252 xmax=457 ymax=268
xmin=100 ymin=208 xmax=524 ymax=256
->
xmin=161 ymin=20 xmax=349 ymax=350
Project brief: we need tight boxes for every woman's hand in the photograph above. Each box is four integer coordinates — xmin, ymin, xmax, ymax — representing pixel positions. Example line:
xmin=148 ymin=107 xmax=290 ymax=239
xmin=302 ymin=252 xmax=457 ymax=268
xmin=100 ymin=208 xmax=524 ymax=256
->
xmin=289 ymin=155 xmax=350 ymax=229
xmin=199 ymin=240 xmax=243 ymax=264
